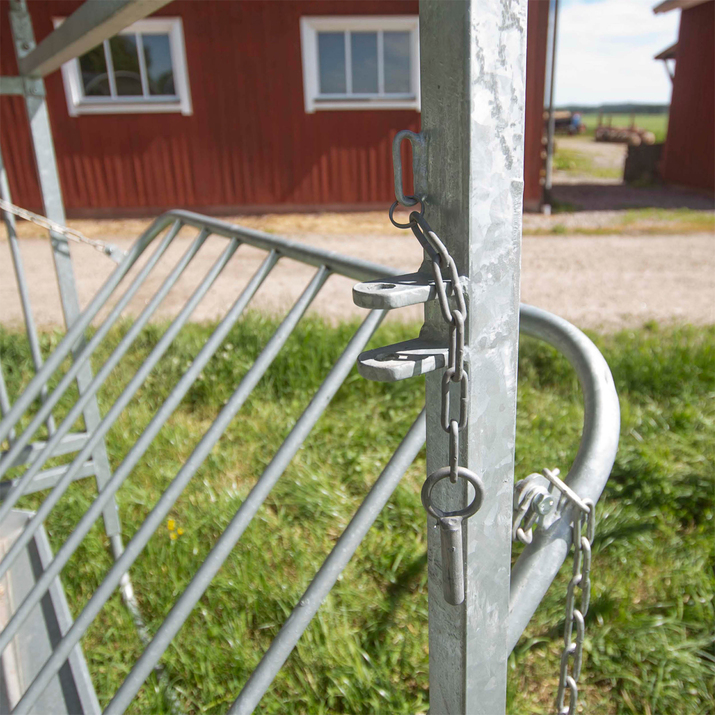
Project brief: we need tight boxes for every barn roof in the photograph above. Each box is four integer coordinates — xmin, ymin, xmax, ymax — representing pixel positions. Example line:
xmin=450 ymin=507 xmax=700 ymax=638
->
xmin=654 ymin=42 xmax=678 ymax=60
xmin=653 ymin=0 xmax=712 ymax=14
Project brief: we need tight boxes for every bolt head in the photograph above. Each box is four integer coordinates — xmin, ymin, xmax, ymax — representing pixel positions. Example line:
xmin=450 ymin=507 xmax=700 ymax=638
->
xmin=534 ymin=493 xmax=555 ymax=515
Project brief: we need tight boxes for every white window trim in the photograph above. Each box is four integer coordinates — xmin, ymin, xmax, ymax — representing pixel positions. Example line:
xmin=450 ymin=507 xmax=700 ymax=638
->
xmin=300 ymin=16 xmax=420 ymax=113
xmin=55 ymin=17 xmax=192 ymax=116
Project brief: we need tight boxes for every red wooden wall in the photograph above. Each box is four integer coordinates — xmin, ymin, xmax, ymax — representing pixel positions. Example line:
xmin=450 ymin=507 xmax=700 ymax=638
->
xmin=661 ymin=1 xmax=715 ymax=192
xmin=0 ymin=0 xmax=548 ymax=216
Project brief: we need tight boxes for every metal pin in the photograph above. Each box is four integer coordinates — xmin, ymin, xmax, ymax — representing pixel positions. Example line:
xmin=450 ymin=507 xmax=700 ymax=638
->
xmin=438 ymin=515 xmax=465 ymax=605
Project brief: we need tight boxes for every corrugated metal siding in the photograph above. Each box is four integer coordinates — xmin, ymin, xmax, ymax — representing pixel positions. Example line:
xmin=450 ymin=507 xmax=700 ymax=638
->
xmin=0 ymin=0 xmax=546 ymax=215
xmin=662 ymin=1 xmax=715 ymax=192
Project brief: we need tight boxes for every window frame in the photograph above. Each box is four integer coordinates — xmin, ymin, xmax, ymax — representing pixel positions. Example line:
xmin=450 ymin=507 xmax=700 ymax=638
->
xmin=56 ymin=17 xmax=192 ymax=116
xmin=300 ymin=16 xmax=420 ymax=113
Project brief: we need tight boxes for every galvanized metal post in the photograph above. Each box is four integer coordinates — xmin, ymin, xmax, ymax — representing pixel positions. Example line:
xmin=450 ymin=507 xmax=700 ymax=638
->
xmin=420 ymin=1 xmax=527 ymax=712
xmin=8 ymin=0 xmax=121 ymax=543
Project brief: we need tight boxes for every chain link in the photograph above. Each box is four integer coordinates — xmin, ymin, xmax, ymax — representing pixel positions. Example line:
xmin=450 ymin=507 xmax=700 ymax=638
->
xmin=389 ymin=203 xmax=480 ymax=516
xmin=537 ymin=467 xmax=595 ymax=715
xmin=0 ymin=198 xmax=126 ymax=263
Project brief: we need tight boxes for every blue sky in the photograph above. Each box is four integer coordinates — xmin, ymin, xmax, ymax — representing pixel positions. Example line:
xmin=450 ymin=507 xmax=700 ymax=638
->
xmin=555 ymin=0 xmax=680 ymax=105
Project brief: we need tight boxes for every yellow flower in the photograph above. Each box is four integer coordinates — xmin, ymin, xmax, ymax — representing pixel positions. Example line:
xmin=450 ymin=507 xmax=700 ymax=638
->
xmin=167 ymin=519 xmax=176 ymax=531
xmin=169 ymin=531 xmax=178 ymax=541
xmin=177 ymin=528 xmax=184 ymax=536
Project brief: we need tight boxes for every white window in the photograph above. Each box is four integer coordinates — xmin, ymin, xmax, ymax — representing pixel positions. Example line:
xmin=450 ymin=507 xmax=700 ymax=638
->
xmin=300 ymin=16 xmax=420 ymax=113
xmin=57 ymin=17 xmax=192 ymax=116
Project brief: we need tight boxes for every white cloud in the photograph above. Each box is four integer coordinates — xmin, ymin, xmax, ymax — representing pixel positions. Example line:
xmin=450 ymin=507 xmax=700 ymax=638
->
xmin=555 ymin=0 xmax=680 ymax=105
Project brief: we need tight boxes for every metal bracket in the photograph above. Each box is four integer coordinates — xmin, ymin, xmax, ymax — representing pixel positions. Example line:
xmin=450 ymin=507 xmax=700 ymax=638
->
xmin=392 ymin=130 xmax=427 ymax=207
xmin=353 ymin=272 xmax=467 ymax=382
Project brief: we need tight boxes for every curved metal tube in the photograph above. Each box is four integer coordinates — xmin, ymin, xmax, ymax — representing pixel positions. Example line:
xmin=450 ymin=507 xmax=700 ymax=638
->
xmin=507 ymin=304 xmax=620 ymax=653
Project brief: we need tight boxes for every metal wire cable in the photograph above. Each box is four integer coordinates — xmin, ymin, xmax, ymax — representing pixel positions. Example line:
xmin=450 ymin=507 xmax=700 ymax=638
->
xmin=0 ymin=197 xmax=126 ymax=262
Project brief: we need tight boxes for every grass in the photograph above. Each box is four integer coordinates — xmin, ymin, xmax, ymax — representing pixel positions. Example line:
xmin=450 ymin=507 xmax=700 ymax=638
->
xmin=553 ymin=146 xmax=622 ymax=180
xmin=1 ymin=316 xmax=713 ymax=714
xmin=579 ymin=113 xmax=669 ymax=143
xmin=526 ymin=208 xmax=715 ymax=236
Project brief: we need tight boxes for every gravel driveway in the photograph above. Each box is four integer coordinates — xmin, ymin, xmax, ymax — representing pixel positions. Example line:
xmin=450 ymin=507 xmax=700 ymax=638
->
xmin=2 ymin=225 xmax=713 ymax=332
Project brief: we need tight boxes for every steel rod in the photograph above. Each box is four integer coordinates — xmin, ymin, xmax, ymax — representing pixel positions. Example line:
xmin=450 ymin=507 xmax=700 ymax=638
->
xmin=0 ymin=215 xmax=176 ymax=444
xmin=0 ymin=220 xmax=182 ymax=480
xmin=0 ymin=242 xmax=272 ymax=658
xmin=169 ymin=210 xmax=400 ymax=283
xmin=508 ymin=304 xmax=619 ymax=653
xmin=2 ymin=432 xmax=89 ymax=470
xmin=0 ymin=233 xmax=232 ymax=582
xmin=9 ymin=266 xmax=328 ymax=714
xmin=0 ymin=227 xmax=209 ymax=531
xmin=0 ymin=363 xmax=16 ymax=445
xmin=105 ymin=308 xmax=386 ymax=713
xmin=229 ymin=408 xmax=426 ymax=715
xmin=0 ymin=143 xmax=56 ymax=436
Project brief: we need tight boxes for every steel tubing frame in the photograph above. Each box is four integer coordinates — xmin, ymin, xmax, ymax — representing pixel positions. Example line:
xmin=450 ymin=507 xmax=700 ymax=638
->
xmin=1 ymin=213 xmax=618 ymax=713
xmin=0 ymin=242 xmax=277 ymax=653
xmin=0 ymin=230 xmax=232 ymax=583
xmin=0 ymin=144 xmax=56 ymax=438
xmin=10 ymin=267 xmax=330 ymax=713
xmin=0 ymin=219 xmax=182 ymax=480
xmin=104 ymin=307 xmax=388 ymax=713
xmin=0 ymin=224 xmax=202 ymax=521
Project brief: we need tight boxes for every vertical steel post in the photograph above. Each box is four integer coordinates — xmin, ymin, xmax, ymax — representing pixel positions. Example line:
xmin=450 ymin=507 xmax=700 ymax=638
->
xmin=420 ymin=1 xmax=527 ymax=713
xmin=8 ymin=0 xmax=120 ymax=541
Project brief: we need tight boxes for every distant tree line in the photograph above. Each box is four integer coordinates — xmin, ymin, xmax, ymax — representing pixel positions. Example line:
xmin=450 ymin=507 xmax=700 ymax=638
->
xmin=556 ymin=103 xmax=669 ymax=114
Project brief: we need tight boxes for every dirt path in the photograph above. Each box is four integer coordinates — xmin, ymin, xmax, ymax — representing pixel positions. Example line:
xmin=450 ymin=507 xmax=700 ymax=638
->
xmin=2 ymin=228 xmax=713 ymax=332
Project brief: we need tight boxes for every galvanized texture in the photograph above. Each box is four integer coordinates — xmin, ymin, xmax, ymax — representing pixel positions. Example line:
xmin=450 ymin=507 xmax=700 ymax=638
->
xmin=0 ymin=207 xmax=619 ymax=711
xmin=419 ymin=0 xmax=528 ymax=712
xmin=8 ymin=0 xmax=119 ymax=542
xmin=0 ymin=143 xmax=56 ymax=438
xmin=508 ymin=304 xmax=619 ymax=652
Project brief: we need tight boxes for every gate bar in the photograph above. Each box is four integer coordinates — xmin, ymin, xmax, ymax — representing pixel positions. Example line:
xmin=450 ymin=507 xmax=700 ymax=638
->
xmin=508 ymin=304 xmax=620 ymax=651
xmin=16 ymin=0 xmax=173 ymax=79
xmin=105 ymin=308 xmax=387 ymax=711
xmin=419 ymin=1 xmax=528 ymax=712
xmin=0 ymin=222 xmax=195 ymax=484
xmin=0 ymin=220 xmax=180 ymax=476
xmin=0 ymin=216 xmax=175 ymax=444
xmin=0 ymin=144 xmax=56 ymax=436
xmin=0 ymin=233 xmax=235 ymax=582
xmin=229 ymin=408 xmax=427 ymax=715
xmin=7 ymin=268 xmax=329 ymax=714
xmin=8 ymin=0 xmax=122 ymax=540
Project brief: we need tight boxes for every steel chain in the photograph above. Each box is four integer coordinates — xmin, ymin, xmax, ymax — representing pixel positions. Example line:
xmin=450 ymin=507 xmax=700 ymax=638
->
xmin=535 ymin=468 xmax=595 ymax=715
xmin=0 ymin=198 xmax=126 ymax=263
xmin=389 ymin=197 xmax=484 ymax=601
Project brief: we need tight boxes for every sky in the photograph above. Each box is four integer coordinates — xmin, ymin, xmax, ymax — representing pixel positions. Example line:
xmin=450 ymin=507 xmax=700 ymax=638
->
xmin=555 ymin=0 xmax=680 ymax=106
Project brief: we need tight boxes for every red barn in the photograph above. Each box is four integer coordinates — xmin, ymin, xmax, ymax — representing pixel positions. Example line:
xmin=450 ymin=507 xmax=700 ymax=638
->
xmin=654 ymin=0 xmax=715 ymax=192
xmin=0 ymin=0 xmax=550 ymax=217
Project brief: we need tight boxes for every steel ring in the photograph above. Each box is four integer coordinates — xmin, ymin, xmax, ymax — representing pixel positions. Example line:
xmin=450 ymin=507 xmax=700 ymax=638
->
xmin=388 ymin=198 xmax=424 ymax=229
xmin=421 ymin=466 xmax=485 ymax=520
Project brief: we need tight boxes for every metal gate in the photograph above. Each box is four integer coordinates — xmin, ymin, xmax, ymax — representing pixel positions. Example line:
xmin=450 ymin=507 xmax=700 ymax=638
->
xmin=1 ymin=208 xmax=619 ymax=713
xmin=1 ymin=0 xmax=620 ymax=712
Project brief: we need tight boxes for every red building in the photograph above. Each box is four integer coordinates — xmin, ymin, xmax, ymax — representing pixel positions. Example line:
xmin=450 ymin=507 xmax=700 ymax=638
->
xmin=0 ymin=1 xmax=550 ymax=217
xmin=654 ymin=0 xmax=715 ymax=192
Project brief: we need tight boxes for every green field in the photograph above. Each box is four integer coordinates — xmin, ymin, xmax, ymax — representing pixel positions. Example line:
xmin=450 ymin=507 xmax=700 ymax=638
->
xmin=2 ymin=316 xmax=713 ymax=714
xmin=579 ymin=113 xmax=669 ymax=143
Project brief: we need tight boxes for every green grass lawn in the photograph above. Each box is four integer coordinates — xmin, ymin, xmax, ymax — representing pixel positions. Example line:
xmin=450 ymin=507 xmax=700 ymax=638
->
xmin=579 ymin=113 xmax=669 ymax=143
xmin=1 ymin=316 xmax=713 ymax=714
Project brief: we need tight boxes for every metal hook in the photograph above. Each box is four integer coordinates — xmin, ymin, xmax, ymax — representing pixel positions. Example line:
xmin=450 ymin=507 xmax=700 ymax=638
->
xmin=392 ymin=130 xmax=427 ymax=208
